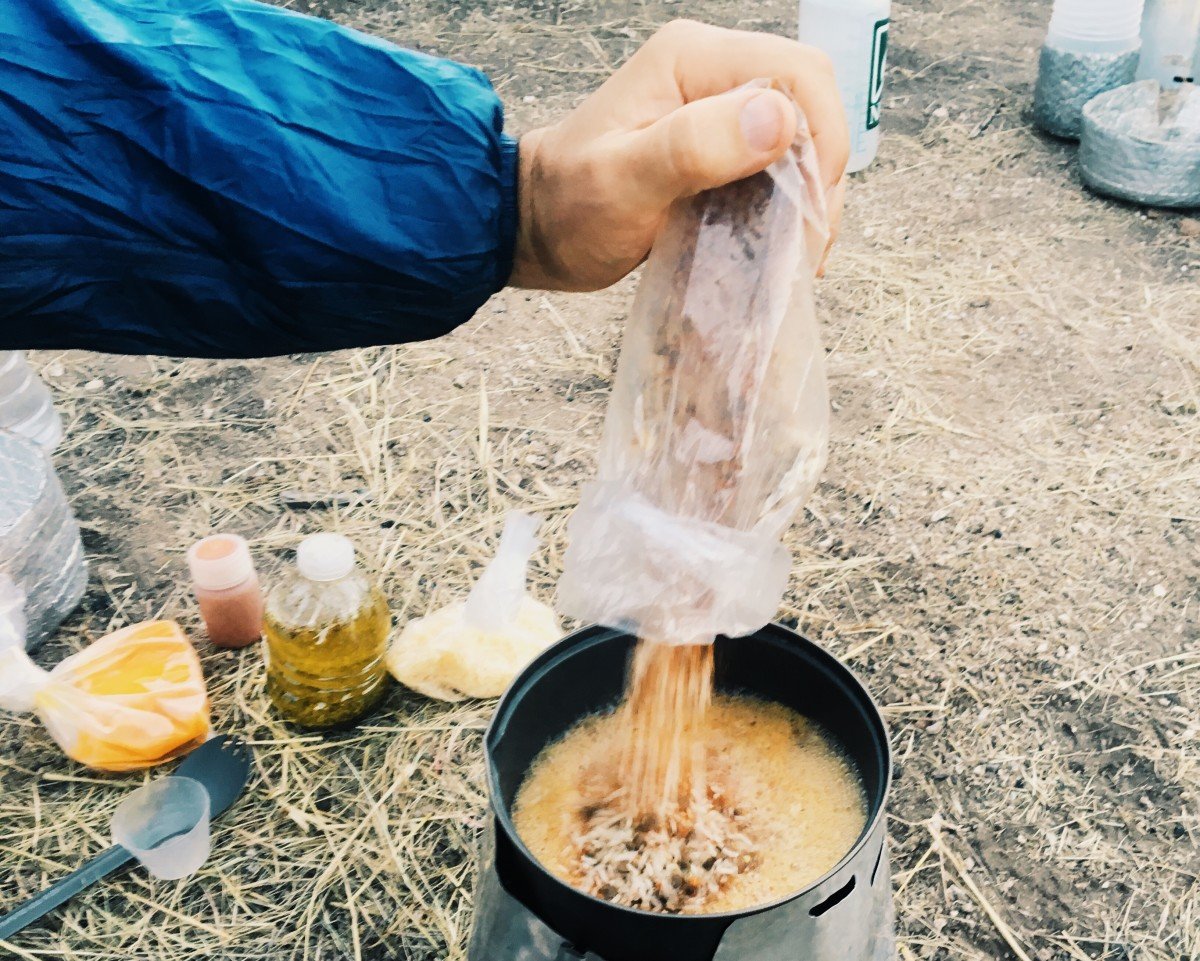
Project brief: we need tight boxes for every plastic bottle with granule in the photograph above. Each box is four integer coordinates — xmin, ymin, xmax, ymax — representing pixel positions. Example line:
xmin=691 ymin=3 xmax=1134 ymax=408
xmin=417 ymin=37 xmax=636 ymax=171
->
xmin=187 ymin=534 xmax=264 ymax=649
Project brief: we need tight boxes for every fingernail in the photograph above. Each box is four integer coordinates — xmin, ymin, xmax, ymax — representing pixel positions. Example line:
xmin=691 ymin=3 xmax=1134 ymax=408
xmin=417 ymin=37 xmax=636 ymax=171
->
xmin=740 ymin=93 xmax=784 ymax=154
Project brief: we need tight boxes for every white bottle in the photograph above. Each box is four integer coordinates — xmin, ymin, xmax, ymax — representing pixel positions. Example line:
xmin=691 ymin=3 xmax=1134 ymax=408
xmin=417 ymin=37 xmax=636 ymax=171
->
xmin=1045 ymin=0 xmax=1145 ymax=53
xmin=1136 ymin=0 xmax=1200 ymax=87
xmin=799 ymin=0 xmax=892 ymax=173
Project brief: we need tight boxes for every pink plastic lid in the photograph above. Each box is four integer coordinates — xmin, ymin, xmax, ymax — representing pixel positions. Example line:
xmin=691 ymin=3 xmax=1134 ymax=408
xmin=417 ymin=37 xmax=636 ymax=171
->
xmin=187 ymin=534 xmax=255 ymax=591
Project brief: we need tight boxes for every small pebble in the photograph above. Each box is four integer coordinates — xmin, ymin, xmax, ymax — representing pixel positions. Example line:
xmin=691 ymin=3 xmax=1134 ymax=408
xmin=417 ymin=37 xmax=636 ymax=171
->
xmin=1180 ymin=218 xmax=1200 ymax=238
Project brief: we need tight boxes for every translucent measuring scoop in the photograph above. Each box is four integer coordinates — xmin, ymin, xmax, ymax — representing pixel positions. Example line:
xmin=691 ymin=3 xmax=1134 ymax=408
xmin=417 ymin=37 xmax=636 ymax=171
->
xmin=0 ymin=735 xmax=251 ymax=941
xmin=111 ymin=777 xmax=211 ymax=880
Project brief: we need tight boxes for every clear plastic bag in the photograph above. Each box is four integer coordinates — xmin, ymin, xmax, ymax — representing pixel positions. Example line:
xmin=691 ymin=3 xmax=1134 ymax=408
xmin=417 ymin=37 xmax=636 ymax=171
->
xmin=0 ymin=578 xmax=210 ymax=772
xmin=387 ymin=512 xmax=560 ymax=700
xmin=557 ymin=86 xmax=830 ymax=647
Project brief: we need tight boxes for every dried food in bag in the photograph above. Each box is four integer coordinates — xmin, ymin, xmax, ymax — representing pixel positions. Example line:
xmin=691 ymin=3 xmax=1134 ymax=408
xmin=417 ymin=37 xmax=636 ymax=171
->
xmin=388 ymin=512 xmax=560 ymax=700
xmin=557 ymin=81 xmax=830 ymax=649
xmin=0 ymin=581 xmax=210 ymax=771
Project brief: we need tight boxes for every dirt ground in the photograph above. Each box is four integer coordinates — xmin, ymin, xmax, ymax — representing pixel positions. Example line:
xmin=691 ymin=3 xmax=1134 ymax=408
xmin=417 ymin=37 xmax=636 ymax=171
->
xmin=2 ymin=0 xmax=1198 ymax=959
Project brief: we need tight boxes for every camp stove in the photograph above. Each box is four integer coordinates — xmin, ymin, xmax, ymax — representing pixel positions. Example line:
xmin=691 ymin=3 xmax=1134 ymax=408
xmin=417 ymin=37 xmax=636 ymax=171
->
xmin=468 ymin=624 xmax=896 ymax=961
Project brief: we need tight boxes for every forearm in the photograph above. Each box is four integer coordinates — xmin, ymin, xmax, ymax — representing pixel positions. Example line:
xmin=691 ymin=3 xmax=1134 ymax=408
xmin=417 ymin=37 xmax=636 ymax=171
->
xmin=0 ymin=0 xmax=517 ymax=358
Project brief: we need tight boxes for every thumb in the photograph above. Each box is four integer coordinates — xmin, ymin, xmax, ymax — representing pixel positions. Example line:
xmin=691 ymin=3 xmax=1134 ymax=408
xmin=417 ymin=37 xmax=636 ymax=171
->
xmin=619 ymin=87 xmax=797 ymax=209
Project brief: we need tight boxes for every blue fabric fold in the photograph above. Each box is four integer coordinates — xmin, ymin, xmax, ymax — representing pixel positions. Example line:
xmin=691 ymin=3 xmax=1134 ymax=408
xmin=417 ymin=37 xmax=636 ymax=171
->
xmin=0 ymin=0 xmax=517 ymax=358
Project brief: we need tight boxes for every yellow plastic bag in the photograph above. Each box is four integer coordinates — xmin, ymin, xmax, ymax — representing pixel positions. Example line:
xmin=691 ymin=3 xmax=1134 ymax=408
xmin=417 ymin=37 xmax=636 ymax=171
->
xmin=0 ymin=582 xmax=210 ymax=771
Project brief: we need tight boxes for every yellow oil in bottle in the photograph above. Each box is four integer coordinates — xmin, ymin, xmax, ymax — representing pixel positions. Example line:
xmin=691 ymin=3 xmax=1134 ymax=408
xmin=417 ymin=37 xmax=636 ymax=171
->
xmin=263 ymin=533 xmax=391 ymax=729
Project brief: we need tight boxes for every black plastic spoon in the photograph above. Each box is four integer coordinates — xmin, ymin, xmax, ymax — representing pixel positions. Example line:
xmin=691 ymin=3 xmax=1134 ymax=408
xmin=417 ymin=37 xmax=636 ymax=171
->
xmin=0 ymin=734 xmax=252 ymax=942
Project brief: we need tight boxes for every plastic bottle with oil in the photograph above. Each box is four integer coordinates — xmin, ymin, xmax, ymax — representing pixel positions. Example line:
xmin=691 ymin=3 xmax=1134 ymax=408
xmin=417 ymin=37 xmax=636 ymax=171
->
xmin=263 ymin=533 xmax=390 ymax=728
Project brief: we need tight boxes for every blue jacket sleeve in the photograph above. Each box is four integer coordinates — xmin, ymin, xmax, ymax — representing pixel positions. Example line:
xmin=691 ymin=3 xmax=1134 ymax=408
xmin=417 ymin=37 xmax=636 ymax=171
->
xmin=0 ymin=0 xmax=518 ymax=358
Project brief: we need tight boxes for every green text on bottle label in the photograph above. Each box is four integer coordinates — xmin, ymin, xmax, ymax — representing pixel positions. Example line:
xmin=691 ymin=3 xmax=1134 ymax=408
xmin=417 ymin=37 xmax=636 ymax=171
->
xmin=867 ymin=18 xmax=889 ymax=130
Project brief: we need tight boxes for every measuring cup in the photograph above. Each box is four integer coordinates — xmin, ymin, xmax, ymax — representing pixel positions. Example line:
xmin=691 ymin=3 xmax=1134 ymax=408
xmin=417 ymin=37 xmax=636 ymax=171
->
xmin=110 ymin=776 xmax=211 ymax=881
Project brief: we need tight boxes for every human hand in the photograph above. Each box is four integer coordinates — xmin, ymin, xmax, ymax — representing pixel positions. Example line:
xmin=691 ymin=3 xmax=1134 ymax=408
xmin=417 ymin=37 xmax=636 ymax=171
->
xmin=510 ymin=19 xmax=849 ymax=292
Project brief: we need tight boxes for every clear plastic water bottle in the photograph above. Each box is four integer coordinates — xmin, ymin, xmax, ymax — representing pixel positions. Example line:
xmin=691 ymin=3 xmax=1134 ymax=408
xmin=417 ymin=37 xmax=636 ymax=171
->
xmin=0 ymin=352 xmax=63 ymax=450
xmin=798 ymin=0 xmax=892 ymax=173
xmin=1045 ymin=0 xmax=1145 ymax=53
xmin=0 ymin=430 xmax=87 ymax=651
xmin=1136 ymin=0 xmax=1200 ymax=87
xmin=1035 ymin=0 xmax=1145 ymax=138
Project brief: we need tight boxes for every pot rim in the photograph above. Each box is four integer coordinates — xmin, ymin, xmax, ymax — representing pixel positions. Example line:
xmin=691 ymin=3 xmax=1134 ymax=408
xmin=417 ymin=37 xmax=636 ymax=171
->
xmin=485 ymin=622 xmax=893 ymax=924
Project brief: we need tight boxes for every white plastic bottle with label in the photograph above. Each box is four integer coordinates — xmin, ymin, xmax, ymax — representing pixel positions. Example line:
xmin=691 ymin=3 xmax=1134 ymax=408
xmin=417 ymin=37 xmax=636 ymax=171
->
xmin=1136 ymin=0 xmax=1200 ymax=87
xmin=799 ymin=0 xmax=892 ymax=173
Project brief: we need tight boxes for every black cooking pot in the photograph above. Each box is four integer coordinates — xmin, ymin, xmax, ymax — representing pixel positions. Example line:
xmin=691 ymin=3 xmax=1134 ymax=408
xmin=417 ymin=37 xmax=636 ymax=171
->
xmin=484 ymin=623 xmax=892 ymax=961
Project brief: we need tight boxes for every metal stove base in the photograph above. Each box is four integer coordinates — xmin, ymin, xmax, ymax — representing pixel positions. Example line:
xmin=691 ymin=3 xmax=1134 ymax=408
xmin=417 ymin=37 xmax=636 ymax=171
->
xmin=468 ymin=825 xmax=897 ymax=961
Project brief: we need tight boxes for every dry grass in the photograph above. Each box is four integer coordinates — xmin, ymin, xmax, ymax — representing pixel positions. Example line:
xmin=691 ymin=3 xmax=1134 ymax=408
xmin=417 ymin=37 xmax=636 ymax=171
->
xmin=2 ymin=0 xmax=1198 ymax=959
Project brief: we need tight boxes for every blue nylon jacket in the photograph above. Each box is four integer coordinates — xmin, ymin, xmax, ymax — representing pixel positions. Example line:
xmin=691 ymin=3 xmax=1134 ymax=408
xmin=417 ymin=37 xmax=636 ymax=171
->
xmin=0 ymin=0 xmax=518 ymax=358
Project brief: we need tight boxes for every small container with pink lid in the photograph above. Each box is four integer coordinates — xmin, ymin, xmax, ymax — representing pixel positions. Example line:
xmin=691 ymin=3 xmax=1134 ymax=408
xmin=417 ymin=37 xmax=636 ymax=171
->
xmin=187 ymin=534 xmax=264 ymax=649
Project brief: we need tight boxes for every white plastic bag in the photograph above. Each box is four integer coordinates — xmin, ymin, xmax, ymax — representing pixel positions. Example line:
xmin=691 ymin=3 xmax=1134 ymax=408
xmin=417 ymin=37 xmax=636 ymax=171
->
xmin=387 ymin=513 xmax=560 ymax=700
xmin=557 ymin=86 xmax=831 ymax=647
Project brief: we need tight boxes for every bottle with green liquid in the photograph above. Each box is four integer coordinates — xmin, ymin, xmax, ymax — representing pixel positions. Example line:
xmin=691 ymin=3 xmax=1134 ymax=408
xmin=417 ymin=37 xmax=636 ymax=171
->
xmin=264 ymin=533 xmax=390 ymax=728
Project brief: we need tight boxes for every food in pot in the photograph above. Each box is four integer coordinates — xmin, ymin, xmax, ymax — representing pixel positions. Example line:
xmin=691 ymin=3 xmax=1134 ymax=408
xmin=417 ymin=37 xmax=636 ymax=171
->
xmin=513 ymin=693 xmax=867 ymax=915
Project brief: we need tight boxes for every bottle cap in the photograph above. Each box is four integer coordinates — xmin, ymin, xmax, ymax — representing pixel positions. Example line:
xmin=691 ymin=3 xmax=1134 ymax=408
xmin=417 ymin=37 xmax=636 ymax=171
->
xmin=187 ymin=534 xmax=255 ymax=592
xmin=296 ymin=533 xmax=355 ymax=582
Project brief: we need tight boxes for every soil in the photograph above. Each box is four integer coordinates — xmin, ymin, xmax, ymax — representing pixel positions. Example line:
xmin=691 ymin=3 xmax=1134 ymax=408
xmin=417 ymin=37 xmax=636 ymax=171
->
xmin=1 ymin=1 xmax=1197 ymax=960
